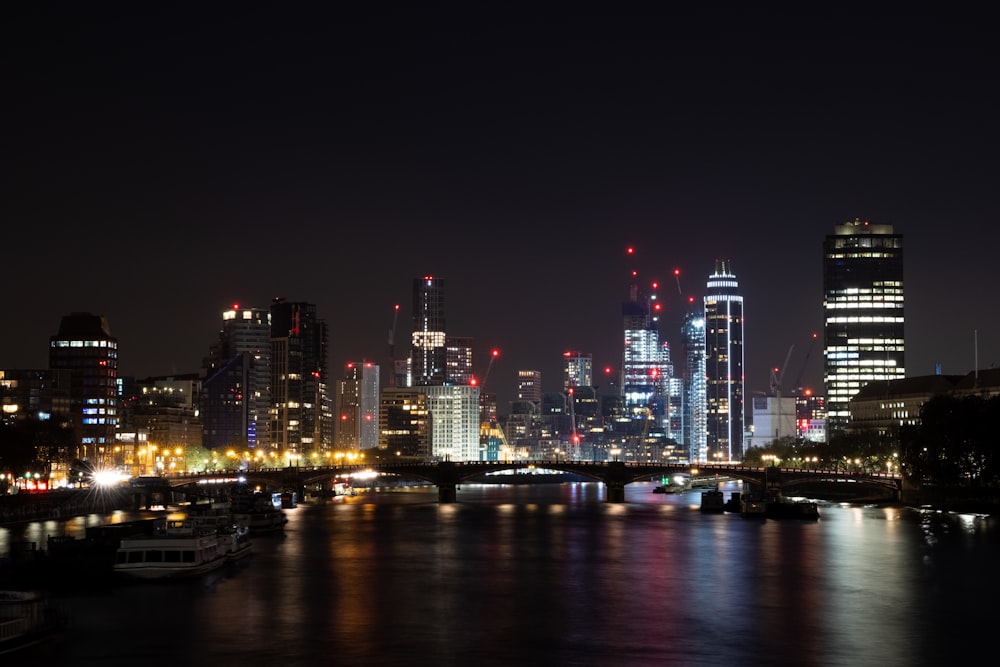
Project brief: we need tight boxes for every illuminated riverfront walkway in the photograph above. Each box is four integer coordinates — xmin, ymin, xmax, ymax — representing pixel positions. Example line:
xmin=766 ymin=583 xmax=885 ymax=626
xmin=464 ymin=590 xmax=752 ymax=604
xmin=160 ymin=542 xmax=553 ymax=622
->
xmin=157 ymin=461 xmax=903 ymax=504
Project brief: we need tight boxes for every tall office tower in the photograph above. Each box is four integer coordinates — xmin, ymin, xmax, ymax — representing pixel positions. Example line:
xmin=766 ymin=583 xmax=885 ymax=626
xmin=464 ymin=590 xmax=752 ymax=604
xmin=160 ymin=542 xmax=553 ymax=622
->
xmin=516 ymin=370 xmax=542 ymax=405
xmin=682 ymin=309 xmax=707 ymax=463
xmin=202 ymin=304 xmax=271 ymax=450
xmin=562 ymin=351 xmax=593 ymax=389
xmin=704 ymin=261 xmax=745 ymax=462
xmin=335 ymin=361 xmax=380 ymax=450
xmin=412 ymin=276 xmax=447 ymax=386
xmin=622 ymin=273 xmax=668 ymax=422
xmin=446 ymin=336 xmax=474 ymax=385
xmin=823 ymin=219 xmax=905 ymax=432
xmin=48 ymin=312 xmax=119 ymax=466
xmin=379 ymin=386 xmax=429 ymax=458
xmin=269 ymin=298 xmax=331 ymax=457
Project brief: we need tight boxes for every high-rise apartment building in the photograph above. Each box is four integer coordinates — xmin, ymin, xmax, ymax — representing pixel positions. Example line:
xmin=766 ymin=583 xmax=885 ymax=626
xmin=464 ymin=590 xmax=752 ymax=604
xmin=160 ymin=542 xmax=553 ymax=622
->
xmin=823 ymin=218 xmax=904 ymax=432
xmin=201 ymin=304 xmax=271 ymax=450
xmin=704 ymin=261 xmax=744 ymax=462
xmin=335 ymin=361 xmax=380 ymax=450
xmin=516 ymin=370 xmax=542 ymax=405
xmin=424 ymin=384 xmax=480 ymax=461
xmin=407 ymin=276 xmax=481 ymax=460
xmin=562 ymin=351 xmax=593 ymax=389
xmin=446 ymin=336 xmax=474 ymax=385
xmin=379 ymin=386 xmax=429 ymax=458
xmin=269 ymin=298 xmax=331 ymax=457
xmin=48 ymin=312 xmax=119 ymax=466
xmin=412 ymin=276 xmax=447 ymax=386
xmin=681 ymin=309 xmax=707 ymax=464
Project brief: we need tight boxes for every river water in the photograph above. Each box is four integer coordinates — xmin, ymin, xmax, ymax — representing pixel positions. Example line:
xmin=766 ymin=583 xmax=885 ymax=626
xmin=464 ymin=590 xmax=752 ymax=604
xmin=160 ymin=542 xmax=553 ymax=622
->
xmin=2 ymin=480 xmax=997 ymax=667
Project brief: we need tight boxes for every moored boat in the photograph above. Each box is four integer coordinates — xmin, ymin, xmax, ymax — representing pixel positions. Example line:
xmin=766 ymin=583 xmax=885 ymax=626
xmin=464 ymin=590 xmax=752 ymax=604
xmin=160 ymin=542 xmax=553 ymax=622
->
xmin=0 ymin=590 xmax=63 ymax=655
xmin=740 ymin=494 xmax=768 ymax=518
xmin=112 ymin=519 xmax=227 ymax=580
xmin=700 ymin=489 xmax=726 ymax=512
xmin=766 ymin=497 xmax=820 ymax=520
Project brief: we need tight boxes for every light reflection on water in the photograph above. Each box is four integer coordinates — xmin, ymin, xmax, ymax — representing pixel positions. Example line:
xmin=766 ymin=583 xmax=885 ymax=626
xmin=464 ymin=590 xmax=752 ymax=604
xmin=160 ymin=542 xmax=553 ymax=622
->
xmin=2 ymin=481 xmax=997 ymax=667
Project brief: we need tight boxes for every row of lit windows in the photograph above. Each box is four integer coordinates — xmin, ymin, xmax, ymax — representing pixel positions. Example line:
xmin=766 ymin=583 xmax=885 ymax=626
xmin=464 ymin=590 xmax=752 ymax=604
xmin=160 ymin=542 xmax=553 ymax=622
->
xmin=827 ymin=358 xmax=902 ymax=366
xmin=825 ymin=300 xmax=903 ymax=308
xmin=51 ymin=339 xmax=117 ymax=348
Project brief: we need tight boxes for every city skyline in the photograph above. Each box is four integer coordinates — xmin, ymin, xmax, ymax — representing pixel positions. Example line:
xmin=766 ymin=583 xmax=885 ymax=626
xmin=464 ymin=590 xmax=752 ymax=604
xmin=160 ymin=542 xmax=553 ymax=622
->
xmin=4 ymin=8 xmax=999 ymax=412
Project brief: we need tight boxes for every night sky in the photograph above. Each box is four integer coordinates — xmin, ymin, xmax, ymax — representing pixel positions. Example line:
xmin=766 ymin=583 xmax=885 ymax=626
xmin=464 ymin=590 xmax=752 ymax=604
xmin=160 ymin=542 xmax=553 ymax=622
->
xmin=4 ymin=7 xmax=999 ymax=411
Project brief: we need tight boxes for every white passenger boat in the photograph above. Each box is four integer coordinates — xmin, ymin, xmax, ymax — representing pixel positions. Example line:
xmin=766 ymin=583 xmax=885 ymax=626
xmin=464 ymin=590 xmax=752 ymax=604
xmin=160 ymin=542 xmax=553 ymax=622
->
xmin=112 ymin=519 xmax=227 ymax=580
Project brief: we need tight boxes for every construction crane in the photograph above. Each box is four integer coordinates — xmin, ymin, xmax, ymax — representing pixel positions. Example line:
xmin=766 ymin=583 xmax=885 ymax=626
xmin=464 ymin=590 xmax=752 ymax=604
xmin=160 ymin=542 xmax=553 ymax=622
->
xmin=770 ymin=344 xmax=795 ymax=397
xmin=792 ymin=333 xmax=819 ymax=396
xmin=480 ymin=348 xmax=500 ymax=390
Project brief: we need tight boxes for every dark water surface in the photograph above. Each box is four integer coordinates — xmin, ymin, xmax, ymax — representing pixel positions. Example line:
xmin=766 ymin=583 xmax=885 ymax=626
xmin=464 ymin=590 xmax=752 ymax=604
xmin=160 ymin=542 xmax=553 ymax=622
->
xmin=3 ymin=481 xmax=997 ymax=666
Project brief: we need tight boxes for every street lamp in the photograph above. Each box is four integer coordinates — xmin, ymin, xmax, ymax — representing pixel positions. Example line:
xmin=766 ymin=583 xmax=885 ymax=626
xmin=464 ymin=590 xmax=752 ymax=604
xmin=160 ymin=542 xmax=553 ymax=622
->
xmin=609 ymin=447 xmax=621 ymax=462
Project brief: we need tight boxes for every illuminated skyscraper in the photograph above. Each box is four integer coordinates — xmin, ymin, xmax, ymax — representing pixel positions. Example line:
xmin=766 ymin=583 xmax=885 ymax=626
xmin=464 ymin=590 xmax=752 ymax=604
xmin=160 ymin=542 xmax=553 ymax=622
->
xmin=49 ymin=312 xmax=119 ymax=465
xmin=202 ymin=304 xmax=271 ymax=450
xmin=823 ymin=219 xmax=904 ymax=432
xmin=562 ymin=351 xmax=593 ymax=389
xmin=412 ymin=276 xmax=447 ymax=386
xmin=516 ymin=370 xmax=542 ymax=405
xmin=704 ymin=261 xmax=744 ymax=462
xmin=335 ymin=361 xmax=380 ymax=450
xmin=269 ymin=298 xmax=331 ymax=455
xmin=681 ymin=309 xmax=707 ymax=464
xmin=622 ymin=273 xmax=667 ymax=422
xmin=408 ymin=276 xmax=480 ymax=460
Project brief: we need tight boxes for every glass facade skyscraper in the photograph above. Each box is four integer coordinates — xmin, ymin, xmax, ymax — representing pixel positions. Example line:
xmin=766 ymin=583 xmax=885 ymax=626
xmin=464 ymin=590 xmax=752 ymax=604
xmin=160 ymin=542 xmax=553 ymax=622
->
xmin=622 ymin=276 xmax=667 ymax=423
xmin=704 ymin=261 xmax=744 ymax=462
xmin=822 ymin=219 xmax=904 ymax=432
xmin=682 ymin=309 xmax=707 ymax=464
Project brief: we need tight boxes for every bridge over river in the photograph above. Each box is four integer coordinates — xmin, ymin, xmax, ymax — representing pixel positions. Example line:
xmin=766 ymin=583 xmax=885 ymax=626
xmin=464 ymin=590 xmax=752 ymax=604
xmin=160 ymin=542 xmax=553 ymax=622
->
xmin=151 ymin=461 xmax=903 ymax=504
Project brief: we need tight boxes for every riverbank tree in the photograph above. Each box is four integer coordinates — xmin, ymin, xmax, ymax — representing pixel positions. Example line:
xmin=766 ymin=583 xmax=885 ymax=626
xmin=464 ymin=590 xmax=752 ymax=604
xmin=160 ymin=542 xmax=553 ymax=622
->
xmin=899 ymin=393 xmax=1000 ymax=487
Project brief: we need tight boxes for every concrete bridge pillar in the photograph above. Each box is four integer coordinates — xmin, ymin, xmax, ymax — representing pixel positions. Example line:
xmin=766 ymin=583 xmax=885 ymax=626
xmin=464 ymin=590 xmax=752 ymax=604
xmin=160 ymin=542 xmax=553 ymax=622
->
xmin=438 ymin=484 xmax=457 ymax=503
xmin=604 ymin=461 xmax=627 ymax=503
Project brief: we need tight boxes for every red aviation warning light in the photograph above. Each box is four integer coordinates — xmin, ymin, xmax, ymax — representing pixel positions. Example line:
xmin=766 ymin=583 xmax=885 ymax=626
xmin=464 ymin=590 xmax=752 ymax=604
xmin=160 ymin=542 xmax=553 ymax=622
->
xmin=627 ymin=246 xmax=635 ymax=255
xmin=604 ymin=366 xmax=613 ymax=375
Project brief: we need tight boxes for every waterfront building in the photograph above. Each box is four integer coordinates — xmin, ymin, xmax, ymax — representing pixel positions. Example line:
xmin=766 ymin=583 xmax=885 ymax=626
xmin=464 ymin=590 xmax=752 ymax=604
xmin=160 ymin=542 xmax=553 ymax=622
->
xmin=823 ymin=218 xmax=905 ymax=432
xmin=0 ymin=368 xmax=71 ymax=425
xmin=128 ymin=374 xmax=203 ymax=456
xmin=848 ymin=368 xmax=1000 ymax=435
xmin=562 ymin=351 xmax=593 ymax=389
xmin=201 ymin=304 xmax=272 ymax=450
xmin=378 ymin=386 xmax=429 ymax=458
xmin=48 ymin=312 xmax=119 ymax=466
xmin=681 ymin=309 xmax=707 ymax=463
xmin=424 ymin=384 xmax=480 ymax=461
xmin=334 ymin=361 xmax=380 ymax=451
xmin=269 ymin=298 xmax=331 ymax=458
xmin=746 ymin=394 xmax=796 ymax=448
xmin=704 ymin=261 xmax=745 ymax=462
